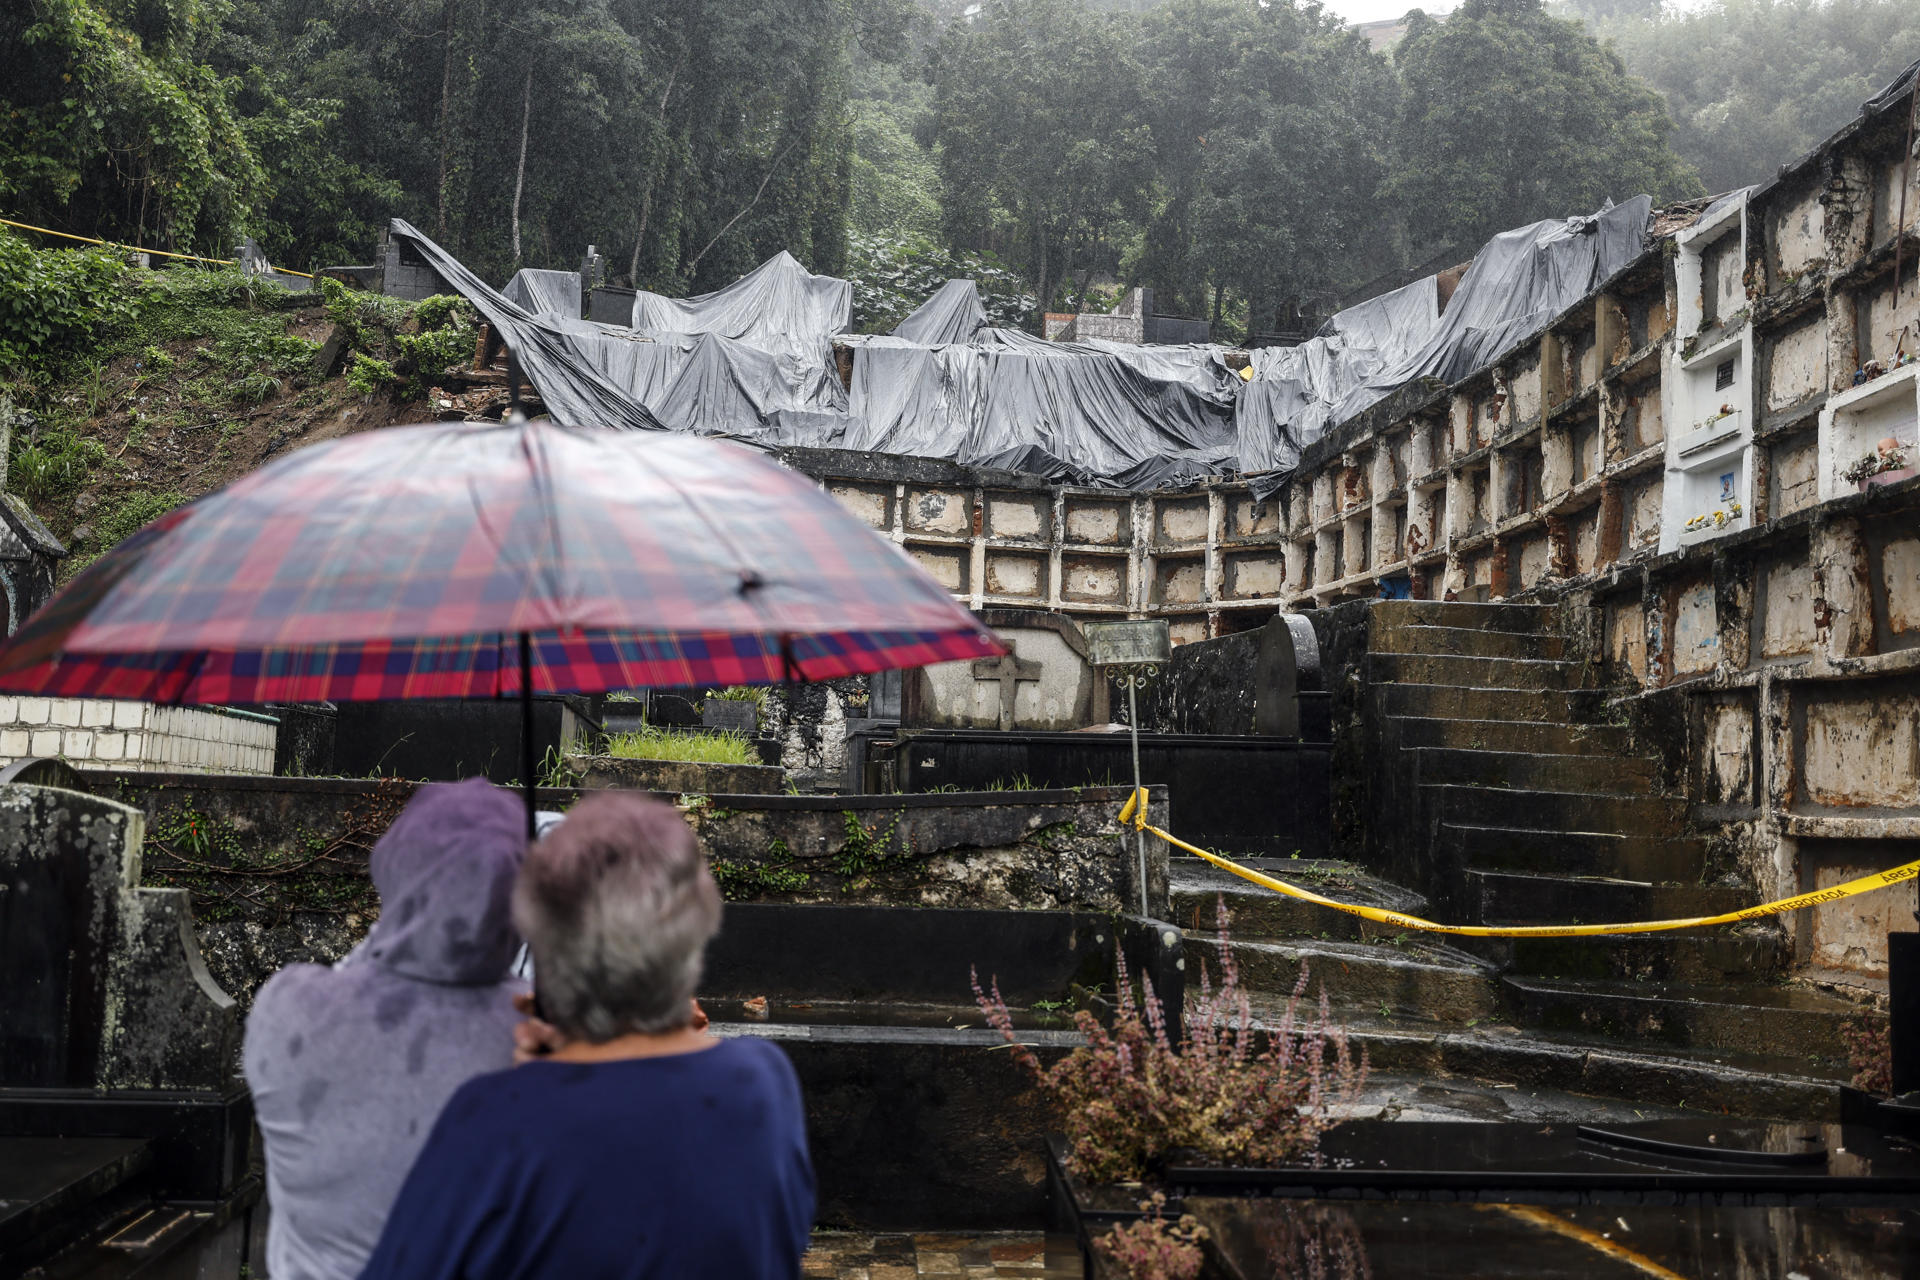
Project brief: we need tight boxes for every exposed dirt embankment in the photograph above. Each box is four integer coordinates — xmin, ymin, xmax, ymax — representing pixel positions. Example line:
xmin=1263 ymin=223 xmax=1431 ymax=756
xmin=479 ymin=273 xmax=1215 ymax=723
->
xmin=9 ymin=272 xmax=497 ymax=579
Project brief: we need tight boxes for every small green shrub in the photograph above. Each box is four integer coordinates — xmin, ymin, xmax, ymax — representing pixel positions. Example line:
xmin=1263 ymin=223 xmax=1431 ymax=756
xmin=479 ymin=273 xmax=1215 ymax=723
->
xmin=0 ymin=231 xmax=139 ymax=372
xmin=10 ymin=425 xmax=109 ymax=499
xmin=345 ymin=352 xmax=397 ymax=397
xmin=63 ymin=489 xmax=188 ymax=575
xmin=605 ymin=725 xmax=758 ymax=765
xmin=323 ymin=281 xmax=474 ymax=400
xmin=231 ymin=372 xmax=282 ymax=405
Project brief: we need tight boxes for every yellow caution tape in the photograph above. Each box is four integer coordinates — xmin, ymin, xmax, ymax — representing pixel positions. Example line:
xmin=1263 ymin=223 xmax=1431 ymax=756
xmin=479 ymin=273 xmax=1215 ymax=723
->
xmin=1 ymin=217 xmax=315 ymax=278
xmin=1117 ymin=788 xmax=1920 ymax=938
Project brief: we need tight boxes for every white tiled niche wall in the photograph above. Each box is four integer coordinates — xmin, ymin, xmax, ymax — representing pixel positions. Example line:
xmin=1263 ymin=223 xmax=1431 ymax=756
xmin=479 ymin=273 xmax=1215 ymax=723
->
xmin=0 ymin=698 xmax=277 ymax=774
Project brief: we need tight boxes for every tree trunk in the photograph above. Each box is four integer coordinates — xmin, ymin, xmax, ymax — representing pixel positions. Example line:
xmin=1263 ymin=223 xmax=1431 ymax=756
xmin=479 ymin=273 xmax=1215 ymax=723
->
xmin=627 ymin=58 xmax=682 ymax=285
xmin=436 ymin=1 xmax=455 ymax=237
xmin=1031 ymin=221 xmax=1051 ymax=335
xmin=510 ymin=64 xmax=533 ymax=264
xmin=685 ymin=137 xmax=800 ymax=276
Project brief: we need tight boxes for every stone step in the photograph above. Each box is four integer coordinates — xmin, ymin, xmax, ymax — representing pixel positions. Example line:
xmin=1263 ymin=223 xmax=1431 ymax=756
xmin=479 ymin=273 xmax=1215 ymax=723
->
xmin=1169 ymin=859 xmax=1428 ymax=942
xmin=1440 ymin=822 xmax=1708 ymax=882
xmin=1500 ymin=975 xmax=1862 ymax=1060
xmin=1382 ymin=683 xmax=1605 ymax=724
xmin=1188 ymin=933 xmax=1500 ymax=1022
xmin=1406 ymin=746 xmax=1659 ymax=795
xmin=1238 ymin=1002 xmax=1846 ymax=1118
xmin=1371 ymin=652 xmax=1582 ymax=692
xmin=1500 ymin=929 xmax=1790 ymax=985
xmin=1465 ymin=868 xmax=1754 ymax=924
xmin=1425 ymin=787 xmax=1688 ymax=839
xmin=1370 ymin=624 xmax=1569 ymax=661
xmin=1372 ymin=600 xmax=1558 ymax=632
xmin=1388 ymin=716 xmax=1636 ymax=756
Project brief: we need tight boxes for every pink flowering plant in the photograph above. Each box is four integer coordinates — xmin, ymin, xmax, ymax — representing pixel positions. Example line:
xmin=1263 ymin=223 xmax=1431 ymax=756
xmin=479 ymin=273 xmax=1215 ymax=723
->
xmin=973 ymin=897 xmax=1369 ymax=1184
xmin=1094 ymin=1191 xmax=1207 ymax=1280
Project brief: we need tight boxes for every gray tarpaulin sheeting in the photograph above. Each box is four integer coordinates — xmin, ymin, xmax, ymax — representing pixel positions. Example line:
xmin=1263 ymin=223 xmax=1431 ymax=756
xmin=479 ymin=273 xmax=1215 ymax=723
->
xmin=1238 ymin=197 xmax=1652 ymax=496
xmin=501 ymin=269 xmax=581 ymax=319
xmin=388 ymin=220 xmax=667 ymax=432
xmin=397 ymin=194 xmax=1657 ymax=493
xmin=846 ymin=330 xmax=1238 ymax=487
xmin=629 ymin=250 xmax=850 ymax=415
xmin=892 ymin=279 xmax=988 ymax=345
xmin=631 ymin=251 xmax=850 ymax=368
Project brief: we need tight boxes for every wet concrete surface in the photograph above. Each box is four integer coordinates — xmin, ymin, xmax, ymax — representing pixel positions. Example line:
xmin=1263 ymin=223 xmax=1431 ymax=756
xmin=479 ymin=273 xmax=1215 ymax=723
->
xmin=805 ymin=1231 xmax=1079 ymax=1279
xmin=1195 ymin=1200 xmax=1920 ymax=1279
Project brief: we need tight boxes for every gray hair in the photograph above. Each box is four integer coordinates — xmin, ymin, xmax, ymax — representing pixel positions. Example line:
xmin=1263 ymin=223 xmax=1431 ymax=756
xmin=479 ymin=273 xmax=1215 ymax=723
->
xmin=512 ymin=792 xmax=722 ymax=1042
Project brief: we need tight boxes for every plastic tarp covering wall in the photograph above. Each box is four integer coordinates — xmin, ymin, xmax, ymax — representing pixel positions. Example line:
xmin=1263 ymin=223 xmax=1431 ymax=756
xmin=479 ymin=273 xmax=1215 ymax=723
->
xmin=545 ymin=326 xmax=847 ymax=446
xmin=388 ymin=220 xmax=667 ymax=433
xmin=1235 ymin=275 xmax=1439 ymax=479
xmin=501 ymin=268 xmax=582 ymax=319
xmin=632 ymin=251 xmax=849 ymax=369
xmin=846 ymin=330 xmax=1238 ymax=487
xmin=892 ymin=279 xmax=989 ymax=344
xmin=1237 ymin=197 xmax=1652 ymax=496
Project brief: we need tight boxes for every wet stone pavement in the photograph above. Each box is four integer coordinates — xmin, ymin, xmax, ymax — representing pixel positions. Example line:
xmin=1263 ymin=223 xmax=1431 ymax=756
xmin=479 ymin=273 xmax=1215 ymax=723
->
xmin=805 ymin=1232 xmax=1080 ymax=1279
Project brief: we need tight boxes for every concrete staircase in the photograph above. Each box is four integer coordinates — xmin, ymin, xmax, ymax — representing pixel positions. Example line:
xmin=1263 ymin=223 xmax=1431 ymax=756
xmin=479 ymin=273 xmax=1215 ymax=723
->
xmin=1173 ymin=599 xmax=1868 ymax=1115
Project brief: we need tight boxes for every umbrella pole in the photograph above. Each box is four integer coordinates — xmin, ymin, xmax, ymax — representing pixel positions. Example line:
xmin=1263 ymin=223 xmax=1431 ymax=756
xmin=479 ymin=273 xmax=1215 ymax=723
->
xmin=520 ymin=631 xmax=537 ymax=843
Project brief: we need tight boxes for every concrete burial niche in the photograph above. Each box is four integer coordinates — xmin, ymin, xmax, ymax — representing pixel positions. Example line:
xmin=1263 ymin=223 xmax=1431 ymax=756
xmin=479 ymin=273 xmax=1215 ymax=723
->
xmin=884 ymin=612 xmax=1333 ymax=857
xmin=0 ymin=781 xmax=255 ymax=1276
xmin=904 ymin=609 xmax=1108 ymax=732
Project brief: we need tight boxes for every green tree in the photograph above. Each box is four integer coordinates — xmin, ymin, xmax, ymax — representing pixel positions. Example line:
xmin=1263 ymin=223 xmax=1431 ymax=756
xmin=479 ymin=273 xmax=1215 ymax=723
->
xmin=0 ymin=0 xmax=266 ymax=252
xmin=1387 ymin=0 xmax=1702 ymax=255
xmin=1137 ymin=0 xmax=1397 ymax=339
xmin=926 ymin=0 xmax=1154 ymax=322
xmin=1594 ymin=0 xmax=1920 ymax=194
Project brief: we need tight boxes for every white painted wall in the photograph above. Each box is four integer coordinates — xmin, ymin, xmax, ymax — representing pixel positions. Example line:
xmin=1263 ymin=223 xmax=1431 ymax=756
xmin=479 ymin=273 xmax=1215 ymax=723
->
xmin=0 ymin=698 xmax=277 ymax=774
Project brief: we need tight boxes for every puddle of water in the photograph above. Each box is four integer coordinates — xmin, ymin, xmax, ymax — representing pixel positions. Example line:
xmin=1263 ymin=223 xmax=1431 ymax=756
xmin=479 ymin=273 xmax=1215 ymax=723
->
xmin=1193 ymin=1200 xmax=1919 ymax=1279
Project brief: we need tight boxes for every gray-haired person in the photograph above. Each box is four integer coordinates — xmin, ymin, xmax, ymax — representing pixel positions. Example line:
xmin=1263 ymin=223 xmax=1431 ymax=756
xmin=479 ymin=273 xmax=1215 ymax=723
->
xmin=358 ymin=791 xmax=815 ymax=1280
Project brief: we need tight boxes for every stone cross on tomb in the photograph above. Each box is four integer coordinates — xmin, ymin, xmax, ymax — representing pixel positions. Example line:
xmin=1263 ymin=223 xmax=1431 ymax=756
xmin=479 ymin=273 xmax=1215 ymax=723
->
xmin=971 ymin=653 xmax=1042 ymax=731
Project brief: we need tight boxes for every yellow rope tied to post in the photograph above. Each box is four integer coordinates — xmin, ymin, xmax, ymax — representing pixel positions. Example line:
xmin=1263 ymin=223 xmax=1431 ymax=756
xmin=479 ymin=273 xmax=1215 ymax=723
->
xmin=1117 ymin=788 xmax=1920 ymax=938
xmin=0 ymin=218 xmax=315 ymax=278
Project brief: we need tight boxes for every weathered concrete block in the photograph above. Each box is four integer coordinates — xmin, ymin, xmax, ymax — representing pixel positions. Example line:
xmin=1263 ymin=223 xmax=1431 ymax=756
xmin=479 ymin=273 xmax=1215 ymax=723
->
xmin=0 ymin=783 xmax=237 ymax=1090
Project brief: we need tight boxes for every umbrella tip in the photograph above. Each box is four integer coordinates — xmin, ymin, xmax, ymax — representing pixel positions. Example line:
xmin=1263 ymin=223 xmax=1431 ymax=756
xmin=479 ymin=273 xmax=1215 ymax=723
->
xmin=738 ymin=569 xmax=765 ymax=595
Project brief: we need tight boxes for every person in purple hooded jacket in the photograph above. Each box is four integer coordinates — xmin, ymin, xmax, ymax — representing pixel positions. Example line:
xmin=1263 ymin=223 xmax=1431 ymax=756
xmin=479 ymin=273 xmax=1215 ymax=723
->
xmin=243 ymin=778 xmax=528 ymax=1280
xmin=357 ymin=791 xmax=814 ymax=1280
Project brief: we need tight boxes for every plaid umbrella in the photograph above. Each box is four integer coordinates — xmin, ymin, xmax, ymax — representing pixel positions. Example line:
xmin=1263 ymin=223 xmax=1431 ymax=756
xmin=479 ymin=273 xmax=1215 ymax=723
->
xmin=0 ymin=421 xmax=1005 ymax=823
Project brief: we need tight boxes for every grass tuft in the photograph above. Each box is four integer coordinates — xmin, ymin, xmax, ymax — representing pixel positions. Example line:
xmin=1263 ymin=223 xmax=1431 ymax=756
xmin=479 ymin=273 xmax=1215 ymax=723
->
xmin=605 ymin=725 xmax=758 ymax=765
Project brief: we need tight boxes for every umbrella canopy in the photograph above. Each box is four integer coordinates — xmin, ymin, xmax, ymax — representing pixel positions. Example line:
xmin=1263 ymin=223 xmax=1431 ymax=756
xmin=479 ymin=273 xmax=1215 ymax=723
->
xmin=0 ymin=421 xmax=1005 ymax=702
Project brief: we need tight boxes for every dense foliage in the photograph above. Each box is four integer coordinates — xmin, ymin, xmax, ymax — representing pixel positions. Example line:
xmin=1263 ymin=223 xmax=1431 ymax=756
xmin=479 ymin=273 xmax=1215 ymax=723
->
xmin=1579 ymin=0 xmax=1920 ymax=195
xmin=1388 ymin=0 xmax=1702 ymax=253
xmin=6 ymin=0 xmax=1905 ymax=342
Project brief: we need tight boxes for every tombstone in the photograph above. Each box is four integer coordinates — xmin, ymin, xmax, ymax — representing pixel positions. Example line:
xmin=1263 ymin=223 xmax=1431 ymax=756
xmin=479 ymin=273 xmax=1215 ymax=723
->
xmin=902 ymin=609 xmax=1108 ymax=732
xmin=1254 ymin=613 xmax=1330 ymax=741
xmin=579 ymin=244 xmax=606 ymax=318
xmin=0 ymin=782 xmax=255 ymax=1272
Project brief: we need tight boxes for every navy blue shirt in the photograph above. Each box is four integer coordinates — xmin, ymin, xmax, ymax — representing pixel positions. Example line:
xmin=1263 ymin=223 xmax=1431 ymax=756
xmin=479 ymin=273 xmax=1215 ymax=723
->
xmin=357 ymin=1036 xmax=814 ymax=1280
